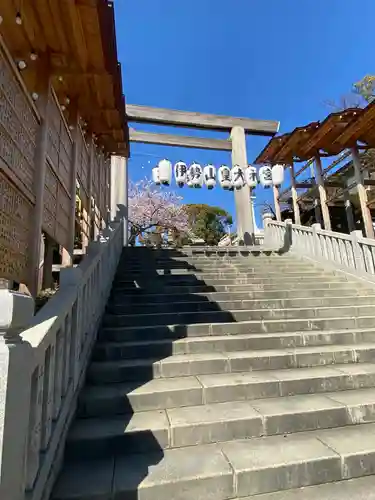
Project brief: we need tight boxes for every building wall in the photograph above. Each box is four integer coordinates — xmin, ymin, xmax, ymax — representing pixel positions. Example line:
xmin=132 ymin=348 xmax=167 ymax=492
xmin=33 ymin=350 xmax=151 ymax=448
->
xmin=0 ymin=40 xmax=110 ymax=288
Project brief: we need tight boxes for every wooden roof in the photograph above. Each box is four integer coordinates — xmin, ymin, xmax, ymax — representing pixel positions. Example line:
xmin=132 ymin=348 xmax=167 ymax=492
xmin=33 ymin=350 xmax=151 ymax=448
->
xmin=253 ymin=134 xmax=291 ymax=164
xmin=332 ymin=101 xmax=375 ymax=150
xmin=1 ymin=0 xmax=128 ymax=156
xmin=299 ymin=109 xmax=358 ymax=158
xmin=255 ymin=102 xmax=375 ymax=165
xmin=273 ymin=122 xmax=320 ymax=163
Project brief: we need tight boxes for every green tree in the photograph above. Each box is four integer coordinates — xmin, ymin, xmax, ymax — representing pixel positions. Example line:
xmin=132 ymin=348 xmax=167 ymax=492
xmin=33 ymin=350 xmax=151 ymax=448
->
xmin=184 ymin=204 xmax=233 ymax=246
xmin=353 ymin=75 xmax=375 ymax=103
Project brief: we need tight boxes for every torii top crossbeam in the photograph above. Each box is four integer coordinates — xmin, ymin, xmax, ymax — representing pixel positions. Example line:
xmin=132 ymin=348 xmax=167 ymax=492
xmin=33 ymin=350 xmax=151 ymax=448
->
xmin=126 ymin=104 xmax=280 ymax=136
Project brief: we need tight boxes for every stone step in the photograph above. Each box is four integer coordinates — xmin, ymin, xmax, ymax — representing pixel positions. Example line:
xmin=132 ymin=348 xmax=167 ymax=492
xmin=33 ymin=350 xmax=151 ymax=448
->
xmin=117 ymin=263 xmax=317 ymax=272
xmin=86 ymin=343 xmax=375 ymax=384
xmin=93 ymin=329 xmax=375 ymax=361
xmin=100 ymin=315 xmax=375 ymax=342
xmin=106 ymin=295 xmax=375 ymax=316
xmin=112 ymin=274 xmax=350 ymax=290
xmin=115 ymin=287 xmax=374 ymax=304
xmin=114 ymin=273 xmax=337 ymax=286
xmin=117 ymin=260 xmax=304 ymax=270
xmin=248 ymin=476 xmax=375 ymax=499
xmin=102 ymin=304 xmax=375 ymax=328
xmin=66 ymin=388 xmax=375 ymax=458
xmin=53 ymin=421 xmax=375 ymax=500
xmin=78 ymin=363 xmax=375 ymax=417
xmin=111 ymin=280 xmax=360 ymax=295
xmin=116 ymin=269 xmax=324 ymax=279
xmin=120 ymin=254 xmax=296 ymax=261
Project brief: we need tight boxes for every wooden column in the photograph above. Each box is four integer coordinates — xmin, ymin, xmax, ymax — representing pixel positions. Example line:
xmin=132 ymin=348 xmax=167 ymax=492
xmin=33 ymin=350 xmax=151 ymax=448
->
xmin=314 ymin=155 xmax=331 ymax=231
xmin=310 ymin=162 xmax=322 ymax=225
xmin=343 ymin=189 xmax=355 ymax=232
xmin=29 ymin=68 xmax=51 ymax=297
xmin=290 ymin=163 xmax=301 ymax=225
xmin=351 ymin=145 xmax=375 ymax=238
xmin=231 ymin=126 xmax=254 ymax=245
xmin=273 ymin=185 xmax=281 ymax=221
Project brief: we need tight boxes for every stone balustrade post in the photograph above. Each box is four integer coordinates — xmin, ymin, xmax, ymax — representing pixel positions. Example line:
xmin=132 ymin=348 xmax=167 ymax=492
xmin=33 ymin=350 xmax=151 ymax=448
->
xmin=350 ymin=230 xmax=366 ymax=272
xmin=311 ymin=223 xmax=322 ymax=258
xmin=0 ymin=290 xmax=35 ymax=500
xmin=262 ymin=212 xmax=274 ymax=246
xmin=284 ymin=219 xmax=293 ymax=251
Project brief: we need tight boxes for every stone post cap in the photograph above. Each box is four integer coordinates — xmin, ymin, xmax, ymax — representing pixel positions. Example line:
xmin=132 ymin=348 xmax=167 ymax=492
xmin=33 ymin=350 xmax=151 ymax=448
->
xmin=0 ymin=290 xmax=34 ymax=337
xmin=262 ymin=212 xmax=274 ymax=221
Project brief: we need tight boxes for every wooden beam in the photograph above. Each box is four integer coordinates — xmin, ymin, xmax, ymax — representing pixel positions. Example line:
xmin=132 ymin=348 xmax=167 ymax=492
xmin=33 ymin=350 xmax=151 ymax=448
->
xmin=126 ymin=104 xmax=279 ymax=136
xmin=295 ymin=183 xmax=314 ymax=189
xmin=325 ymin=181 xmax=346 ymax=188
xmin=129 ymin=129 xmax=232 ymax=151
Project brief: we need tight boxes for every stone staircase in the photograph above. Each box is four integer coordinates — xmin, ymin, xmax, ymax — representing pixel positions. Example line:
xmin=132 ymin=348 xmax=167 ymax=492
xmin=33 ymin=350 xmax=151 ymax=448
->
xmin=52 ymin=248 xmax=375 ymax=500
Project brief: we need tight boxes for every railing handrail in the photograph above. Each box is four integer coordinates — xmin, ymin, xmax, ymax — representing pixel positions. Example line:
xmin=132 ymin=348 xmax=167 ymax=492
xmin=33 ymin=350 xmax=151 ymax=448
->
xmin=0 ymin=221 xmax=124 ymax=500
xmin=264 ymin=218 xmax=375 ymax=278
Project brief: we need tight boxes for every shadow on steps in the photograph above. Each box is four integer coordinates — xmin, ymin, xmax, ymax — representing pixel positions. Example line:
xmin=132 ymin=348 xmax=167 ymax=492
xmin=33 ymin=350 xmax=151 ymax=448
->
xmin=52 ymin=247 xmax=248 ymax=499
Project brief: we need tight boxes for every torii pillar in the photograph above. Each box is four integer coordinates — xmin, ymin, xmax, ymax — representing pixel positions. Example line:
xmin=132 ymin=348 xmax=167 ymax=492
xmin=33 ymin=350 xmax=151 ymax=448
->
xmin=110 ymin=155 xmax=129 ymax=246
xmin=231 ymin=126 xmax=255 ymax=245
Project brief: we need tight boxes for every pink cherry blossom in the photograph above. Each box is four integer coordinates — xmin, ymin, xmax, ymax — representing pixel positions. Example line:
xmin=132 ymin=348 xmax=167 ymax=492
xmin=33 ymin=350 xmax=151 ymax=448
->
xmin=128 ymin=178 xmax=189 ymax=244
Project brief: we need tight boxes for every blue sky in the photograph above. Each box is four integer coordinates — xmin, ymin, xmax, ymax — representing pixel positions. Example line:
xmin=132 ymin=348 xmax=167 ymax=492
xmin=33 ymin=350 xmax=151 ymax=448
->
xmin=114 ymin=0 xmax=374 ymax=229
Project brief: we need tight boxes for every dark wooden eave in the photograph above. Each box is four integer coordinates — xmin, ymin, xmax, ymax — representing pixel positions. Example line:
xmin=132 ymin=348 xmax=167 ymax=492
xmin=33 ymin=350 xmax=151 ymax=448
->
xmin=1 ymin=0 xmax=129 ymax=156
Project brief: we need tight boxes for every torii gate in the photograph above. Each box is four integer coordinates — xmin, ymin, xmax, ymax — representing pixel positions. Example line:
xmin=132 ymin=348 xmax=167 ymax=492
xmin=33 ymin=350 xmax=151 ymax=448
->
xmin=111 ymin=104 xmax=279 ymax=245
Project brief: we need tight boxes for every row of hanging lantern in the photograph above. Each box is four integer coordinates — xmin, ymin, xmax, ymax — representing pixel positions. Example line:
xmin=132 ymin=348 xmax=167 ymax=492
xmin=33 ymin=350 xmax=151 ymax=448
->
xmin=152 ymin=159 xmax=284 ymax=190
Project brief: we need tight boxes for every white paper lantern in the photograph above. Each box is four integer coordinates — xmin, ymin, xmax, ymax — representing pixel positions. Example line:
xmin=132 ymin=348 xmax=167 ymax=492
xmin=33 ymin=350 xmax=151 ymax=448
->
xmin=259 ymin=165 xmax=273 ymax=188
xmin=174 ymin=161 xmax=187 ymax=188
xmin=158 ymin=158 xmax=172 ymax=185
xmin=188 ymin=162 xmax=203 ymax=188
xmin=218 ymin=165 xmax=232 ymax=190
xmin=186 ymin=170 xmax=193 ymax=188
xmin=246 ymin=165 xmax=258 ymax=188
xmin=231 ymin=165 xmax=246 ymax=190
xmin=272 ymin=164 xmax=284 ymax=187
xmin=204 ymin=164 xmax=217 ymax=190
xmin=152 ymin=167 xmax=160 ymax=185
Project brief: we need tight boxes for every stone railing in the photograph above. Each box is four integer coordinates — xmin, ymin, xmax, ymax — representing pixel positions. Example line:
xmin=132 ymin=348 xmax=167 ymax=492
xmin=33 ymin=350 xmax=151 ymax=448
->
xmin=264 ymin=218 xmax=375 ymax=275
xmin=0 ymin=221 xmax=124 ymax=500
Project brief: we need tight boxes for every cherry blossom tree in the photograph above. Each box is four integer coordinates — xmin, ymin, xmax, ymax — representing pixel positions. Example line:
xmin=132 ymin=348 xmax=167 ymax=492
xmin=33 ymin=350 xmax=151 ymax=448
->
xmin=128 ymin=178 xmax=189 ymax=245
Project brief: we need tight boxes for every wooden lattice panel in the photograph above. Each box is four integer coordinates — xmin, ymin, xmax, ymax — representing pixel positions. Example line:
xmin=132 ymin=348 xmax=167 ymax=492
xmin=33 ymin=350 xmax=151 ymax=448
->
xmin=59 ymin=119 xmax=73 ymax=191
xmin=43 ymin=161 xmax=58 ymax=237
xmin=47 ymin=93 xmax=73 ymax=193
xmin=43 ymin=161 xmax=71 ymax=249
xmin=97 ymin=154 xmax=104 ymax=218
xmin=0 ymin=45 xmax=38 ymax=199
xmin=56 ymin=184 xmax=71 ymax=250
xmin=92 ymin=153 xmax=100 ymax=205
xmin=76 ymin=127 xmax=90 ymax=198
xmin=0 ymin=170 xmax=32 ymax=283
